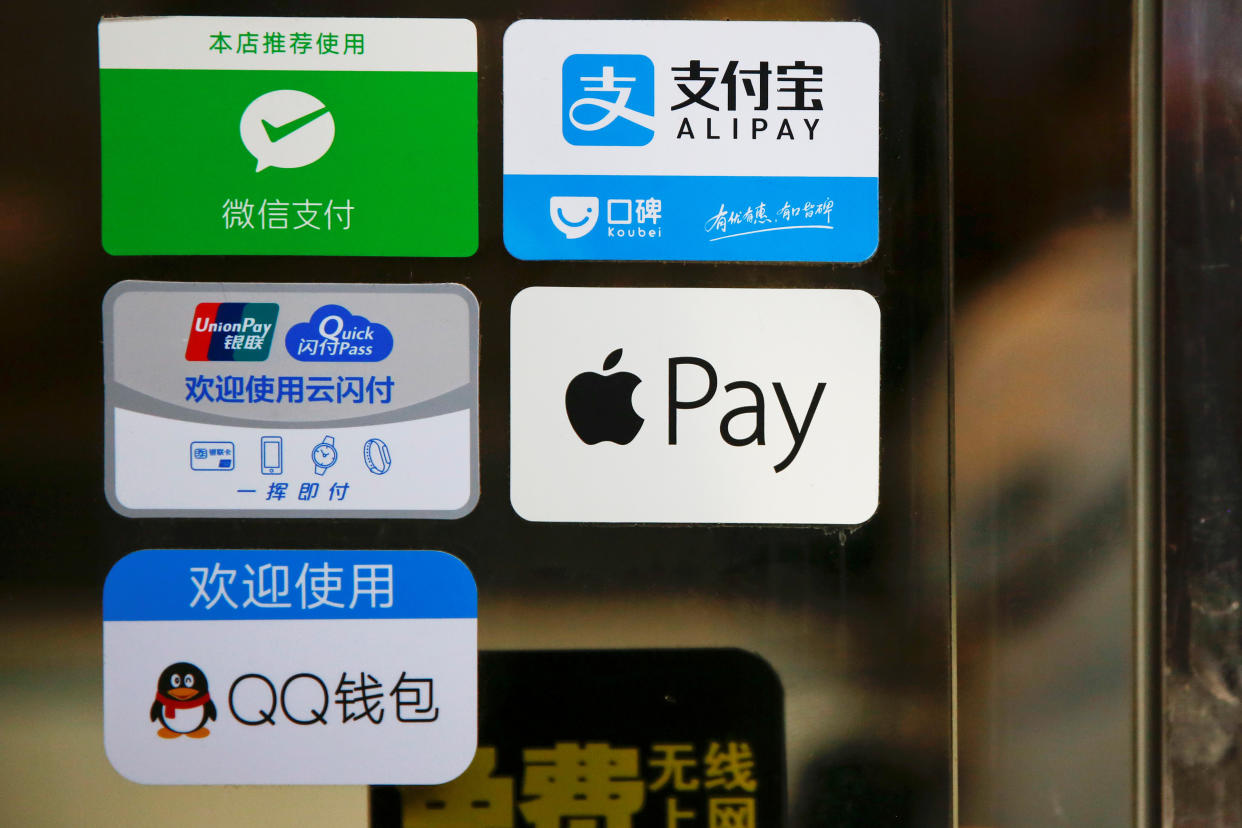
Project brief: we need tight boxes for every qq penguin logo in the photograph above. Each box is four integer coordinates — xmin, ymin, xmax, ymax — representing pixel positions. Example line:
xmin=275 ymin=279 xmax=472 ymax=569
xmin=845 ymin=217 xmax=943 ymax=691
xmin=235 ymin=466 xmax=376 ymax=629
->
xmin=151 ymin=662 xmax=217 ymax=739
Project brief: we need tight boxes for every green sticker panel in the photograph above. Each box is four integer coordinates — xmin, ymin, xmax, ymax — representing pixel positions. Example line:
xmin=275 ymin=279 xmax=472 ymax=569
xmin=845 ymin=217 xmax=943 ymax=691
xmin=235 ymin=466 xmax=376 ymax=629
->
xmin=99 ymin=17 xmax=478 ymax=256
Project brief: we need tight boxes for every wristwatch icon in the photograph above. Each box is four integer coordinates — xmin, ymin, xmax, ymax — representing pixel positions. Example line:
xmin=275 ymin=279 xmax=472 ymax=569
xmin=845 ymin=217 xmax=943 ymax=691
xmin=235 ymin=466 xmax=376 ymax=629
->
xmin=311 ymin=435 xmax=338 ymax=476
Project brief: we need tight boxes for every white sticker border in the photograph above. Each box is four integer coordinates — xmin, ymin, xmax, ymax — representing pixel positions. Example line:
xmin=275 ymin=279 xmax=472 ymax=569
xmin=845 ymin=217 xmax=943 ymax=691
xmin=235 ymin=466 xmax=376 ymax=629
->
xmin=100 ymin=16 xmax=478 ymax=72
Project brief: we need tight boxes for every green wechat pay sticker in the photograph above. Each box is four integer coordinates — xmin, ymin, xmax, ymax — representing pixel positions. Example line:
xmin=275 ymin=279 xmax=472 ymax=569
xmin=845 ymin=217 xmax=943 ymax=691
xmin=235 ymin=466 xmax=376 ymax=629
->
xmin=99 ymin=17 xmax=478 ymax=256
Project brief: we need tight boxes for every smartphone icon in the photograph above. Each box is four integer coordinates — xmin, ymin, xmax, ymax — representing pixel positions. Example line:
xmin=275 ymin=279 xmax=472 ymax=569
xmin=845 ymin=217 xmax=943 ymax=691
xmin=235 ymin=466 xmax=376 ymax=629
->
xmin=260 ymin=436 xmax=283 ymax=475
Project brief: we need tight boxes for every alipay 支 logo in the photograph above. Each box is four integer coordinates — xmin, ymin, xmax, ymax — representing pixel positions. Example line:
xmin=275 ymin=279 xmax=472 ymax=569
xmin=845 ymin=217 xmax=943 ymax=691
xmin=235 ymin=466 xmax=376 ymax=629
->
xmin=562 ymin=54 xmax=656 ymax=146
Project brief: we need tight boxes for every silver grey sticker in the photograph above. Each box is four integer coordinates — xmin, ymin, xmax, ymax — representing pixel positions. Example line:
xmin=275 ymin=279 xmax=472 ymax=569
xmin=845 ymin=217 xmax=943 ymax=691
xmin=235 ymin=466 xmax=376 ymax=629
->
xmin=103 ymin=281 xmax=479 ymax=518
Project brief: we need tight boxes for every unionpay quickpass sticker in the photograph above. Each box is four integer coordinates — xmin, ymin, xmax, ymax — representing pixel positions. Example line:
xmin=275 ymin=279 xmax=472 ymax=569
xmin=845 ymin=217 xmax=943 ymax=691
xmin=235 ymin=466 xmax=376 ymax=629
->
xmin=103 ymin=282 xmax=478 ymax=518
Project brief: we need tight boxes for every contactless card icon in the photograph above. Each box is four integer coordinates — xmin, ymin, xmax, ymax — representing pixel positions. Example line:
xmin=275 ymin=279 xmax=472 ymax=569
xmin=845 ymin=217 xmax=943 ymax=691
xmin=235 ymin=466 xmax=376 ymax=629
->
xmin=190 ymin=441 xmax=235 ymax=471
xmin=561 ymin=54 xmax=655 ymax=146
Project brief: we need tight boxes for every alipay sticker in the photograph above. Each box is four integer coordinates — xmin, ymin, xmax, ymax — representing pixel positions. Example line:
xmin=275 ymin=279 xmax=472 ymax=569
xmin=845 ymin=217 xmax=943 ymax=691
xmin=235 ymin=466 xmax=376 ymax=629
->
xmin=103 ymin=549 xmax=477 ymax=785
xmin=103 ymin=282 xmax=478 ymax=518
xmin=503 ymin=20 xmax=879 ymax=262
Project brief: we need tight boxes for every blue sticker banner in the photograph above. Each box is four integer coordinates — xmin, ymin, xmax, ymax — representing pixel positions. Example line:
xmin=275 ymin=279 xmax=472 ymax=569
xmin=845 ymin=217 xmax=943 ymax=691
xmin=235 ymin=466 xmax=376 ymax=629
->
xmin=104 ymin=549 xmax=476 ymax=621
xmin=504 ymin=174 xmax=878 ymax=262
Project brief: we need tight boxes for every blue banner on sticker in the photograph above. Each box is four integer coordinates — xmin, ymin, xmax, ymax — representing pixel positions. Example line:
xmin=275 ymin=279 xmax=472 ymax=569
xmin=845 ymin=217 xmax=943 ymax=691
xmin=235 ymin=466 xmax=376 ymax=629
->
xmin=504 ymin=175 xmax=878 ymax=262
xmin=104 ymin=549 xmax=476 ymax=621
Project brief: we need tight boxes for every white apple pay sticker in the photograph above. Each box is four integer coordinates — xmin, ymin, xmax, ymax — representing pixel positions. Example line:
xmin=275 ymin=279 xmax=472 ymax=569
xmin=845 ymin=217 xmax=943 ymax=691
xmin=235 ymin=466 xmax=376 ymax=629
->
xmin=104 ymin=549 xmax=477 ymax=785
xmin=510 ymin=288 xmax=879 ymax=524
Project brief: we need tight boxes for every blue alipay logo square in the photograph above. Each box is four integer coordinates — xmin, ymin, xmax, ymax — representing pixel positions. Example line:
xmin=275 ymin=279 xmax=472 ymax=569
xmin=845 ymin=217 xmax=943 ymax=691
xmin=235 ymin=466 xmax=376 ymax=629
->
xmin=562 ymin=54 xmax=656 ymax=146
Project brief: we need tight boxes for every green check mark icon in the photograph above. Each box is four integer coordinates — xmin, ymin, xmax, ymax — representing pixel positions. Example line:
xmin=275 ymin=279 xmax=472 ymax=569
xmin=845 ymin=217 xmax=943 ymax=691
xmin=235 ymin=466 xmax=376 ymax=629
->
xmin=261 ymin=106 xmax=330 ymax=143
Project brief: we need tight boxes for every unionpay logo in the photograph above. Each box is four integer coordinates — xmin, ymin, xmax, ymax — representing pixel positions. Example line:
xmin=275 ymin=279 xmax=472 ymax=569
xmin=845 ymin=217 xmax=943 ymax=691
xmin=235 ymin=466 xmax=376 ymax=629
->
xmin=186 ymin=303 xmax=279 ymax=361
xmin=562 ymin=54 xmax=655 ymax=146
xmin=239 ymin=90 xmax=335 ymax=172
xmin=511 ymin=287 xmax=881 ymax=524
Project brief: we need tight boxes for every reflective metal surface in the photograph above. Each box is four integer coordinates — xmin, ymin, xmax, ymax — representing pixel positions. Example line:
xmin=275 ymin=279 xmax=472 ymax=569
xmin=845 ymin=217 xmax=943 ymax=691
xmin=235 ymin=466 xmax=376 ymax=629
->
xmin=1163 ymin=2 xmax=1242 ymax=825
xmin=952 ymin=0 xmax=1138 ymax=825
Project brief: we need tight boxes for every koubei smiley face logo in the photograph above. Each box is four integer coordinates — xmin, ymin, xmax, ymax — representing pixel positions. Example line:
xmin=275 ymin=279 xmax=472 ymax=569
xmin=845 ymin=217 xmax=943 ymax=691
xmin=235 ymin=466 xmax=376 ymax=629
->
xmin=150 ymin=662 xmax=217 ymax=739
xmin=549 ymin=197 xmax=599 ymax=239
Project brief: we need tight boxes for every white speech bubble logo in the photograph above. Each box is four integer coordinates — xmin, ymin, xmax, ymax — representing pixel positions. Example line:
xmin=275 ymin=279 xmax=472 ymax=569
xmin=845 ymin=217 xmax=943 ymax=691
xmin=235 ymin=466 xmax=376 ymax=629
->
xmin=239 ymin=90 xmax=335 ymax=172
xmin=549 ymin=196 xmax=600 ymax=239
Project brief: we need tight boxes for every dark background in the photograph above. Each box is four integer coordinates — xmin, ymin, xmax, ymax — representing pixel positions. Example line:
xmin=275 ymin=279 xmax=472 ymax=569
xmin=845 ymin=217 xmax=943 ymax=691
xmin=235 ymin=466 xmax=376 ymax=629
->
xmin=0 ymin=0 xmax=1149 ymax=825
xmin=2 ymin=1 xmax=952 ymax=826
xmin=373 ymin=650 xmax=788 ymax=827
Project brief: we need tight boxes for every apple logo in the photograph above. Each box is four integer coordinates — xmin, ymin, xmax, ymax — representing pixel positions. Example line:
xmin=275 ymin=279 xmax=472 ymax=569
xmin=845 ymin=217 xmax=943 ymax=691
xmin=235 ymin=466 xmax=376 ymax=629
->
xmin=564 ymin=348 xmax=644 ymax=445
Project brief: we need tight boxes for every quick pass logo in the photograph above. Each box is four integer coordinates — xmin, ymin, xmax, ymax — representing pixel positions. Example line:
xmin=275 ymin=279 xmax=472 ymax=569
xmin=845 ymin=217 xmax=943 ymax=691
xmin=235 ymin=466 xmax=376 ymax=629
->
xmin=511 ymin=287 xmax=880 ymax=525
